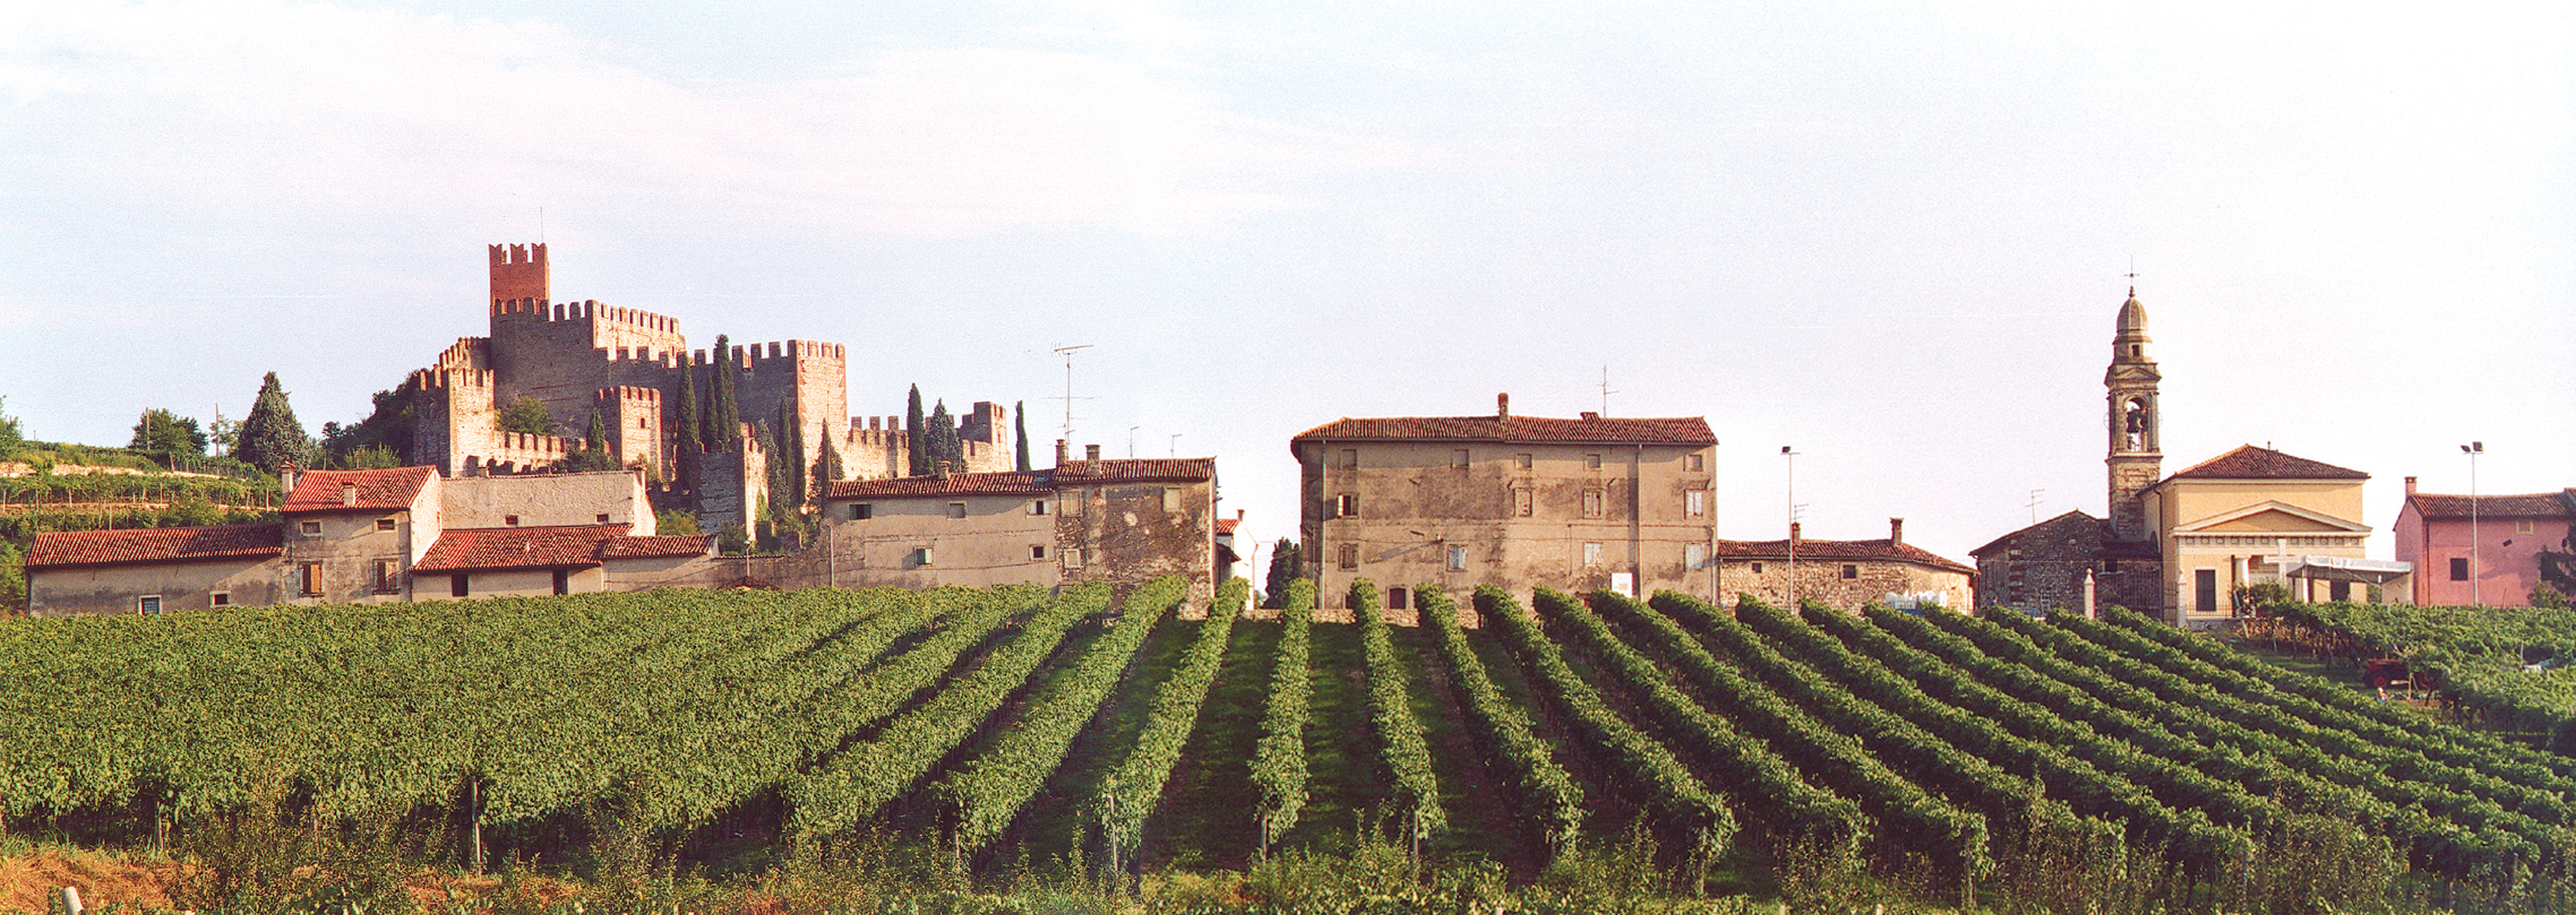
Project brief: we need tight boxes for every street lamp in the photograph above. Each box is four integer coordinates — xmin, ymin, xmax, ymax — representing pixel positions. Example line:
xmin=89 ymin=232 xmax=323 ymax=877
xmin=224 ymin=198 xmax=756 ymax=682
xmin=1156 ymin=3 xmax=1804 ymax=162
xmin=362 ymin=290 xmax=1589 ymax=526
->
xmin=2462 ymin=441 xmax=2483 ymax=606
xmin=1782 ymin=446 xmax=1799 ymax=606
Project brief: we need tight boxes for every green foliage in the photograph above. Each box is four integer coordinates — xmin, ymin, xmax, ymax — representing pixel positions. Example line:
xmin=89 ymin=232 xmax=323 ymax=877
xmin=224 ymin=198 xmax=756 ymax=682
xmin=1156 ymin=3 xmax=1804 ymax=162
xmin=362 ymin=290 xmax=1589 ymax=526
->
xmin=1262 ymin=539 xmax=1299 ymax=608
xmin=555 ymin=408 xmax=622 ymax=472
xmin=1350 ymin=579 xmax=1445 ymax=849
xmin=811 ymin=423 xmax=843 ymax=509
xmin=905 ymin=384 xmax=926 ymax=476
xmin=1095 ymin=578 xmax=1248 ymax=871
xmin=0 ymin=394 xmax=22 ymax=459
xmin=1252 ymin=578 xmax=1315 ymax=854
xmin=715 ymin=522 xmax=749 ymax=556
xmin=1014 ymin=400 xmax=1031 ymax=472
xmin=2535 ymin=583 xmax=2571 ymax=611
xmin=496 ymin=395 xmax=555 ymax=436
xmin=318 ymin=384 xmax=417 ymax=468
xmin=925 ymin=399 xmax=962 ymax=473
xmin=710 ymin=335 xmax=742 ymax=447
xmin=1418 ymin=587 xmax=1584 ymax=857
xmin=653 ymin=508 xmax=702 ymax=536
xmin=0 ymin=539 xmax=24 ymax=612
xmin=333 ymin=443 xmax=401 ymax=469
xmin=129 ymin=408 xmax=208 ymax=456
xmin=232 ymin=371 xmax=313 ymax=473
xmin=2234 ymin=581 xmax=2295 ymax=612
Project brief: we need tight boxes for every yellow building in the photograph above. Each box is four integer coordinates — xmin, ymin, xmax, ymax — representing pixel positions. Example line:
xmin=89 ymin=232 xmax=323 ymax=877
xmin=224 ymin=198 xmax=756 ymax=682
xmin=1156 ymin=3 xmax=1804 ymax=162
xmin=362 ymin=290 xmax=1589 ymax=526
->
xmin=2143 ymin=444 xmax=2396 ymax=622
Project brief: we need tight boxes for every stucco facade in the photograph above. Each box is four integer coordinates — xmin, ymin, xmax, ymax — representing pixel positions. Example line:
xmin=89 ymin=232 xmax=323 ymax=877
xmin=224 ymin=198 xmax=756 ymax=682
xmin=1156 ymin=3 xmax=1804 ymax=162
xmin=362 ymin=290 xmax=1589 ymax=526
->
xmin=2394 ymin=480 xmax=2575 ymax=606
xmin=2143 ymin=446 xmax=2383 ymax=621
xmin=1292 ymin=398 xmax=1720 ymax=611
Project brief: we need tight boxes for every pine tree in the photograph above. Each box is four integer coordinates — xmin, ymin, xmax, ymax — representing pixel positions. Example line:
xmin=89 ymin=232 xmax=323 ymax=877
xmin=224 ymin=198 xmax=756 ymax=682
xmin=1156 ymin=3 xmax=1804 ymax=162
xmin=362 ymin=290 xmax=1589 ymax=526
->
xmin=1014 ymin=400 xmax=1031 ymax=472
xmin=926 ymin=400 xmax=961 ymax=473
xmin=904 ymin=384 xmax=926 ymax=476
xmin=811 ymin=423 xmax=843 ymax=507
xmin=233 ymin=371 xmax=311 ymax=475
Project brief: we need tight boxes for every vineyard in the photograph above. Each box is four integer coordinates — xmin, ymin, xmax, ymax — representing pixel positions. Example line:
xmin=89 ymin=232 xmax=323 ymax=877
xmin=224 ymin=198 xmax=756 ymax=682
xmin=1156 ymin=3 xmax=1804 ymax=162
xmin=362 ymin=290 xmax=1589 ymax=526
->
xmin=2256 ymin=602 xmax=2576 ymax=757
xmin=5 ymin=583 xmax=2576 ymax=912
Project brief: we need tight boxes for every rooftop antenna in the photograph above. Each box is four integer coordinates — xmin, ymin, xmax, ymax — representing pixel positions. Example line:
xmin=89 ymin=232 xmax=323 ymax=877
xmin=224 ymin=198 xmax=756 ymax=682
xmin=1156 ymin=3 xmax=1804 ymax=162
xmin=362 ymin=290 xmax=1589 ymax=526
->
xmin=1170 ymin=432 xmax=1183 ymax=458
xmin=1049 ymin=344 xmax=1095 ymax=440
xmin=2126 ymin=257 xmax=2136 ymax=294
xmin=539 ymin=206 xmax=546 ymax=244
xmin=1128 ymin=425 xmax=1139 ymax=458
xmin=2027 ymin=488 xmax=2045 ymax=524
xmin=1599 ymin=366 xmax=1617 ymax=416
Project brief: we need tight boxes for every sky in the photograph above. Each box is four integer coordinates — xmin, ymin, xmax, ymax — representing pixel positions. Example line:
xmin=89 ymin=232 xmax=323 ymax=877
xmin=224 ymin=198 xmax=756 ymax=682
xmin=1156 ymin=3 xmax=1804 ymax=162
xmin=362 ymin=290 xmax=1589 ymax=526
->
xmin=4 ymin=0 xmax=2570 ymax=564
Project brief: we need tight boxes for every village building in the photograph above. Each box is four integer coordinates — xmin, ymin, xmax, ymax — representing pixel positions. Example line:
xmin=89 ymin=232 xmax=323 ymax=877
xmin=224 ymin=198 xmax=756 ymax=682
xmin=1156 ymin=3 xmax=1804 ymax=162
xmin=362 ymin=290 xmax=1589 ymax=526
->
xmin=25 ymin=467 xmax=715 ymax=616
xmin=2394 ymin=480 xmax=2576 ymax=606
xmin=409 ymin=243 xmax=1013 ymax=532
xmin=818 ymin=443 xmax=1219 ymax=600
xmin=1973 ymin=289 xmax=2406 ymax=623
xmin=1721 ymin=519 xmax=1975 ymax=612
xmin=1292 ymin=396 xmax=1723 ymax=611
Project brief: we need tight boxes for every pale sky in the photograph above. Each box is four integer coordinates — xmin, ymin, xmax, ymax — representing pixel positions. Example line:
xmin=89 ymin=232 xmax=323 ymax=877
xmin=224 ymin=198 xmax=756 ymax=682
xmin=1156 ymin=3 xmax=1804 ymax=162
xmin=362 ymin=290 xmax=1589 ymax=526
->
xmin=4 ymin=1 xmax=2570 ymax=563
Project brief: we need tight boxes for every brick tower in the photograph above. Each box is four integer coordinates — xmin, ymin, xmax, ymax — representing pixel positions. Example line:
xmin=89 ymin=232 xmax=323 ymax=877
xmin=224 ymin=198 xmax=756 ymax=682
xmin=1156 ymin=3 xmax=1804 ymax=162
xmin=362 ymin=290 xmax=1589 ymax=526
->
xmin=2104 ymin=288 xmax=2162 ymax=542
xmin=489 ymin=243 xmax=548 ymax=305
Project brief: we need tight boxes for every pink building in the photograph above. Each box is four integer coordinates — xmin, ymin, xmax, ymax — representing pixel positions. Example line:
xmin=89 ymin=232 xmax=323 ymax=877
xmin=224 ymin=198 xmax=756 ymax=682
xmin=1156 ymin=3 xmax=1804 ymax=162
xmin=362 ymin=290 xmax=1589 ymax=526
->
xmin=2393 ymin=477 xmax=2575 ymax=606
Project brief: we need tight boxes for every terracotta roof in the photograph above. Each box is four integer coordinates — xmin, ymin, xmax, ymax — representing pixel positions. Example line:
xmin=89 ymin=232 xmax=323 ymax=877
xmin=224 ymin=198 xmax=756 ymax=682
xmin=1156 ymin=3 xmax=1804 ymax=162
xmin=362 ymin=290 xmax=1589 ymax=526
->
xmin=1216 ymin=518 xmax=1241 ymax=535
xmin=1720 ymin=537 xmax=1977 ymax=576
xmin=414 ymin=524 xmax=631 ymax=572
xmin=827 ymin=459 xmax=1214 ymax=500
xmin=830 ymin=470 xmax=1054 ymax=499
xmin=282 ymin=466 xmax=438 ymax=514
xmin=2407 ymin=492 xmax=2574 ymax=520
xmin=28 ymin=525 xmax=284 ymax=569
xmin=2159 ymin=445 xmax=2367 ymax=483
xmin=1291 ymin=414 xmax=1717 ymax=447
xmin=601 ymin=534 xmax=716 ymax=560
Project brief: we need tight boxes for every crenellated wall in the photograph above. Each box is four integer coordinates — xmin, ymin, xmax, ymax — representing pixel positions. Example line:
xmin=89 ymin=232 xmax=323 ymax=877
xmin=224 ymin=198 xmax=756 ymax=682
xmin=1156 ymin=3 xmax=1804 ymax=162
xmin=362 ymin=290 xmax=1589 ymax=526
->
xmin=598 ymin=386 xmax=664 ymax=481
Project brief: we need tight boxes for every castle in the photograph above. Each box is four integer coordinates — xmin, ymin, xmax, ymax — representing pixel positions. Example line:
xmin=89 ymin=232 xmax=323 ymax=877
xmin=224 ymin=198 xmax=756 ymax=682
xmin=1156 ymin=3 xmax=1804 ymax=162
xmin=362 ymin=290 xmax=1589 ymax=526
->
xmin=408 ymin=243 xmax=1015 ymax=530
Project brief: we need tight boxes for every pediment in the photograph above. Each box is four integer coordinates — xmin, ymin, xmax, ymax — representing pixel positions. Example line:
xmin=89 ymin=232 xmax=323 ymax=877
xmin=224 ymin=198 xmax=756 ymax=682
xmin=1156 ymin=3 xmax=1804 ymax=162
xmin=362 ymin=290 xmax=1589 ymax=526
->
xmin=2174 ymin=501 xmax=2368 ymax=534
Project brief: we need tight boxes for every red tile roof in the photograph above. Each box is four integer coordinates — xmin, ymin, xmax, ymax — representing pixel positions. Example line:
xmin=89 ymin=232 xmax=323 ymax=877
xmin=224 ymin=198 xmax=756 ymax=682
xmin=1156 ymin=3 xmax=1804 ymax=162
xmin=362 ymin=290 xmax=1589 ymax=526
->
xmin=1216 ymin=518 xmax=1241 ymax=535
xmin=2159 ymin=445 xmax=2367 ymax=483
xmin=282 ymin=466 xmax=438 ymax=514
xmin=28 ymin=525 xmax=284 ymax=569
xmin=827 ymin=459 xmax=1215 ymax=501
xmin=2407 ymin=492 xmax=2574 ymax=520
xmin=1720 ymin=537 xmax=1976 ymax=576
xmin=1291 ymin=414 xmax=1717 ymax=447
xmin=601 ymin=534 xmax=716 ymax=560
xmin=414 ymin=524 xmax=632 ymax=572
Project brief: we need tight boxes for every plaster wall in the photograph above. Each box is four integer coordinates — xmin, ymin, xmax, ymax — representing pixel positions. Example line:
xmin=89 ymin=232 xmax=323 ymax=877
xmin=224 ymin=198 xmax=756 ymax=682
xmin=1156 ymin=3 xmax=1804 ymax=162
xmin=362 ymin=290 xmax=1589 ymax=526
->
xmin=30 ymin=558 xmax=281 ymax=616
xmin=442 ymin=471 xmax=652 ymax=531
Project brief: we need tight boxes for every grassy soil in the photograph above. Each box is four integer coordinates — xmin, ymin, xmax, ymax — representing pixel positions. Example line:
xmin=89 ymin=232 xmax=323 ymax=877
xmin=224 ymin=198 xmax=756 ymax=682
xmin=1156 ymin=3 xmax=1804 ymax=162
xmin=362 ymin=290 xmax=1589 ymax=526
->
xmin=1137 ymin=617 xmax=1275 ymax=871
xmin=1282 ymin=621 xmax=1392 ymax=852
xmin=1386 ymin=623 xmax=1540 ymax=877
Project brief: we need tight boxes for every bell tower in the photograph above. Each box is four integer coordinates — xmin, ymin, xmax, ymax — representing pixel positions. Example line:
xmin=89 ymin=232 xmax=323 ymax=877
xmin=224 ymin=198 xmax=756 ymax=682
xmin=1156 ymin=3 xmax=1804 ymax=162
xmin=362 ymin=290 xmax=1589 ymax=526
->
xmin=2105 ymin=287 xmax=2162 ymax=542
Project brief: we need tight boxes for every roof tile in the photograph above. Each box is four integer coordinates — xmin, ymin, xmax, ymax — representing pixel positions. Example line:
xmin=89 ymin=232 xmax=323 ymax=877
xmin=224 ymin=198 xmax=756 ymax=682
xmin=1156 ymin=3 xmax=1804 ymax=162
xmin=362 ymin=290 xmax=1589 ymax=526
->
xmin=1719 ymin=536 xmax=1977 ymax=576
xmin=29 ymin=525 xmax=284 ymax=569
xmin=601 ymin=534 xmax=716 ymax=560
xmin=2162 ymin=445 xmax=2368 ymax=482
xmin=827 ymin=458 xmax=1215 ymax=500
xmin=414 ymin=524 xmax=630 ymax=572
xmin=2408 ymin=492 xmax=2574 ymax=520
xmin=282 ymin=466 xmax=438 ymax=514
xmin=1291 ymin=414 xmax=1716 ymax=446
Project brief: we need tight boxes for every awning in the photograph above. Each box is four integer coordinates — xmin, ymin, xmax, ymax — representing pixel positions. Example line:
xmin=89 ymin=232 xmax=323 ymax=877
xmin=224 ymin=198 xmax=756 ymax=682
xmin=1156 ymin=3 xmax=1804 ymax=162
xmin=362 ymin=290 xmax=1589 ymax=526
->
xmin=2279 ymin=555 xmax=2413 ymax=584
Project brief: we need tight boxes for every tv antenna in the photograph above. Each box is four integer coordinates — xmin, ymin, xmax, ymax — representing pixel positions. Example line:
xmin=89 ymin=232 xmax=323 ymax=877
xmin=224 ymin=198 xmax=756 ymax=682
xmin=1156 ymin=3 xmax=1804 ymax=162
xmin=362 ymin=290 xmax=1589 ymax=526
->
xmin=1599 ymin=366 xmax=1617 ymax=416
xmin=1048 ymin=345 xmax=1095 ymax=441
xmin=2027 ymin=488 xmax=2045 ymax=524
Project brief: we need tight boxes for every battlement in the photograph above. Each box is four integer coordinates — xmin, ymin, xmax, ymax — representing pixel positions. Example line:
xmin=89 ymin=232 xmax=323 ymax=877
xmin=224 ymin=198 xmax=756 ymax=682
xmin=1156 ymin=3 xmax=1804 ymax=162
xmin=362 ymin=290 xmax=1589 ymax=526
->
xmin=411 ymin=366 xmax=495 ymax=392
xmin=489 ymin=297 xmax=682 ymax=334
xmin=489 ymin=243 xmax=548 ymax=304
xmin=431 ymin=337 xmax=487 ymax=371
xmin=597 ymin=385 xmax=662 ymax=403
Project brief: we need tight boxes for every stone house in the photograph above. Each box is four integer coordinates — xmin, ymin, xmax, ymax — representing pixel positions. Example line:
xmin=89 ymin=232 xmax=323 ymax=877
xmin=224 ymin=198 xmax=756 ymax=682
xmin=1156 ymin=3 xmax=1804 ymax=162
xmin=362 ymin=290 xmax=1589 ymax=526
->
xmin=817 ymin=443 xmax=1219 ymax=600
xmin=1721 ymin=519 xmax=1975 ymax=612
xmin=25 ymin=466 xmax=715 ymax=616
xmin=1291 ymin=395 xmax=1721 ymax=612
xmin=2393 ymin=479 xmax=2574 ymax=606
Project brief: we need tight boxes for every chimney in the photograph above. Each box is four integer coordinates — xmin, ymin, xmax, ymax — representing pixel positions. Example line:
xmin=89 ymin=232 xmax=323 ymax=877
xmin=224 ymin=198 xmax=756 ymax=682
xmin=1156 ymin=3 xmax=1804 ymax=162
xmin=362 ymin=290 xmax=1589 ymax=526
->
xmin=2405 ymin=475 xmax=2417 ymax=496
xmin=936 ymin=460 xmax=952 ymax=481
xmin=1086 ymin=443 xmax=1102 ymax=474
xmin=1236 ymin=509 xmax=1245 ymax=521
xmin=1497 ymin=392 xmax=1510 ymax=418
xmin=1789 ymin=522 xmax=1802 ymax=546
xmin=1580 ymin=411 xmax=1599 ymax=421
xmin=279 ymin=462 xmax=300 ymax=498
xmin=340 ymin=483 xmax=358 ymax=507
xmin=1889 ymin=517 xmax=1904 ymax=547
xmin=1055 ymin=439 xmax=1070 ymax=467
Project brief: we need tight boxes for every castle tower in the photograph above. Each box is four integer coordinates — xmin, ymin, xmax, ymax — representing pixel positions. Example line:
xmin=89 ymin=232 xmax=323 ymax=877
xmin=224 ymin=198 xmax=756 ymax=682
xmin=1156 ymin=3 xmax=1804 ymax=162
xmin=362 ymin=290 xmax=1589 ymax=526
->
xmin=489 ymin=243 xmax=548 ymax=305
xmin=2104 ymin=288 xmax=2162 ymax=542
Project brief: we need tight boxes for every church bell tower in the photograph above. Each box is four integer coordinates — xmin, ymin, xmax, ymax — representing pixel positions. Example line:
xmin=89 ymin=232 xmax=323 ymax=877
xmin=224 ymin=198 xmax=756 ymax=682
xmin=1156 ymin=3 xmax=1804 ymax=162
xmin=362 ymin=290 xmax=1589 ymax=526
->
xmin=2105 ymin=288 xmax=2162 ymax=542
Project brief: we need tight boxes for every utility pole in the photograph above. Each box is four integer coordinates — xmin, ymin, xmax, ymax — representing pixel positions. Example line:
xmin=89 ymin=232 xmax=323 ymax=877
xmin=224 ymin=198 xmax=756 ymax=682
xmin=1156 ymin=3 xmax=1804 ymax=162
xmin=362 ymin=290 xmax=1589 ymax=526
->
xmin=1782 ymin=446 xmax=1799 ymax=607
xmin=2463 ymin=441 xmax=2484 ymax=605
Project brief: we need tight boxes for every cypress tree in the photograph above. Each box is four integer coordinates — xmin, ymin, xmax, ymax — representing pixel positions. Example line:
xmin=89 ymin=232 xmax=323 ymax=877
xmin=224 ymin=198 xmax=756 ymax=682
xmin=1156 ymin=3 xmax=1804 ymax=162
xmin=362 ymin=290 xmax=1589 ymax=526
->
xmin=904 ymin=384 xmax=926 ymax=475
xmin=779 ymin=399 xmax=806 ymax=509
xmin=926 ymin=400 xmax=960 ymax=473
xmin=234 ymin=371 xmax=310 ymax=475
xmin=585 ymin=407 xmax=609 ymax=451
xmin=678 ymin=354 xmax=701 ymax=452
xmin=811 ymin=423 xmax=843 ymax=507
xmin=1014 ymin=400 xmax=1031 ymax=472
xmin=558 ymin=408 xmax=620 ymax=472
xmin=710 ymin=335 xmax=740 ymax=446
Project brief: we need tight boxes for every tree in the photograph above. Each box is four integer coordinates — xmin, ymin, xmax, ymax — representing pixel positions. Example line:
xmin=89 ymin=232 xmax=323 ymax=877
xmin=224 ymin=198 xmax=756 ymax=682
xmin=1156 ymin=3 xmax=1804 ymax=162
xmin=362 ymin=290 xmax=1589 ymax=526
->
xmin=904 ymin=384 xmax=927 ymax=475
xmin=1263 ymin=538 xmax=1301 ymax=608
xmin=233 ymin=372 xmax=312 ymax=475
xmin=654 ymin=509 xmax=702 ymax=536
xmin=556 ymin=409 xmax=620 ymax=472
xmin=320 ymin=385 xmax=418 ymax=468
xmin=926 ymin=400 xmax=962 ymax=473
xmin=811 ymin=424 xmax=844 ymax=508
xmin=778 ymin=400 xmax=806 ymax=509
xmin=0 ymin=395 xmax=23 ymax=460
xmin=709 ymin=335 xmax=741 ymax=447
xmin=497 ymin=397 xmax=555 ymax=436
xmin=1014 ymin=400 xmax=1031 ymax=472
xmin=677 ymin=355 xmax=702 ymax=453
xmin=129 ymin=408 xmax=207 ymax=456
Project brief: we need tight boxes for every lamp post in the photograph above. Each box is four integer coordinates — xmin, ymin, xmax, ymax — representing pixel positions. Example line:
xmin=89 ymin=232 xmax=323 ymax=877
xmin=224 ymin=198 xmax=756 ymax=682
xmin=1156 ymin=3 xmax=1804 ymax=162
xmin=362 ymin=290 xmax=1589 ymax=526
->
xmin=2463 ymin=441 xmax=2483 ymax=606
xmin=1782 ymin=446 xmax=1798 ymax=606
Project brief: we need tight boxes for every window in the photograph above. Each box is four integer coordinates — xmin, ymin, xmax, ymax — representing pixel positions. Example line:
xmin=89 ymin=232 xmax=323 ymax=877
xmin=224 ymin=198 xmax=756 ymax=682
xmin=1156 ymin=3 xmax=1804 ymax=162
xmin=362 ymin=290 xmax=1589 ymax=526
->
xmin=374 ymin=560 xmax=398 ymax=594
xmin=851 ymin=503 xmax=873 ymax=520
xmin=913 ymin=547 xmax=936 ymax=566
xmin=2330 ymin=580 xmax=2351 ymax=602
xmin=504 ymin=515 xmax=521 ymax=527
xmin=1514 ymin=453 xmax=1533 ymax=469
xmin=2450 ymin=557 xmax=2470 ymax=581
xmin=1163 ymin=488 xmax=1180 ymax=512
xmin=210 ymin=592 xmax=230 ymax=607
xmin=137 ymin=595 xmax=161 ymax=615
xmin=1452 ymin=448 xmax=1470 ymax=467
xmin=300 ymin=520 xmax=323 ymax=535
xmin=551 ymin=569 xmax=570 ymax=595
xmin=1583 ymin=542 xmax=1603 ymax=566
xmin=1584 ymin=453 xmax=1602 ymax=469
xmin=1514 ymin=488 xmax=1534 ymax=517
xmin=2194 ymin=569 xmax=2218 ymax=613
xmin=452 ymin=574 xmax=470 ymax=597
xmin=1752 ymin=562 xmax=1764 ymax=574
xmin=1336 ymin=493 xmax=1358 ymax=518
xmin=1841 ymin=564 xmax=1858 ymax=579
xmin=1031 ymin=544 xmax=1048 ymax=560
xmin=1686 ymin=542 xmax=1707 ymax=570
xmin=1448 ymin=545 xmax=1467 ymax=571
xmin=2519 ymin=520 xmax=2537 ymax=534
xmin=1687 ymin=453 xmax=1704 ymax=472
xmin=947 ymin=502 xmax=968 ymax=520
xmin=1389 ymin=587 xmax=1409 ymax=610
xmin=377 ymin=517 xmax=396 ymax=531
xmin=1340 ymin=448 xmax=1358 ymax=468
xmin=1581 ymin=489 xmax=1605 ymax=518
xmin=1685 ymin=490 xmax=1706 ymax=517
xmin=300 ymin=562 xmax=323 ymax=597
xmin=1338 ymin=544 xmax=1359 ymax=570
xmin=1030 ymin=499 xmax=1049 ymax=515
xmin=595 ymin=513 xmax=611 ymax=524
